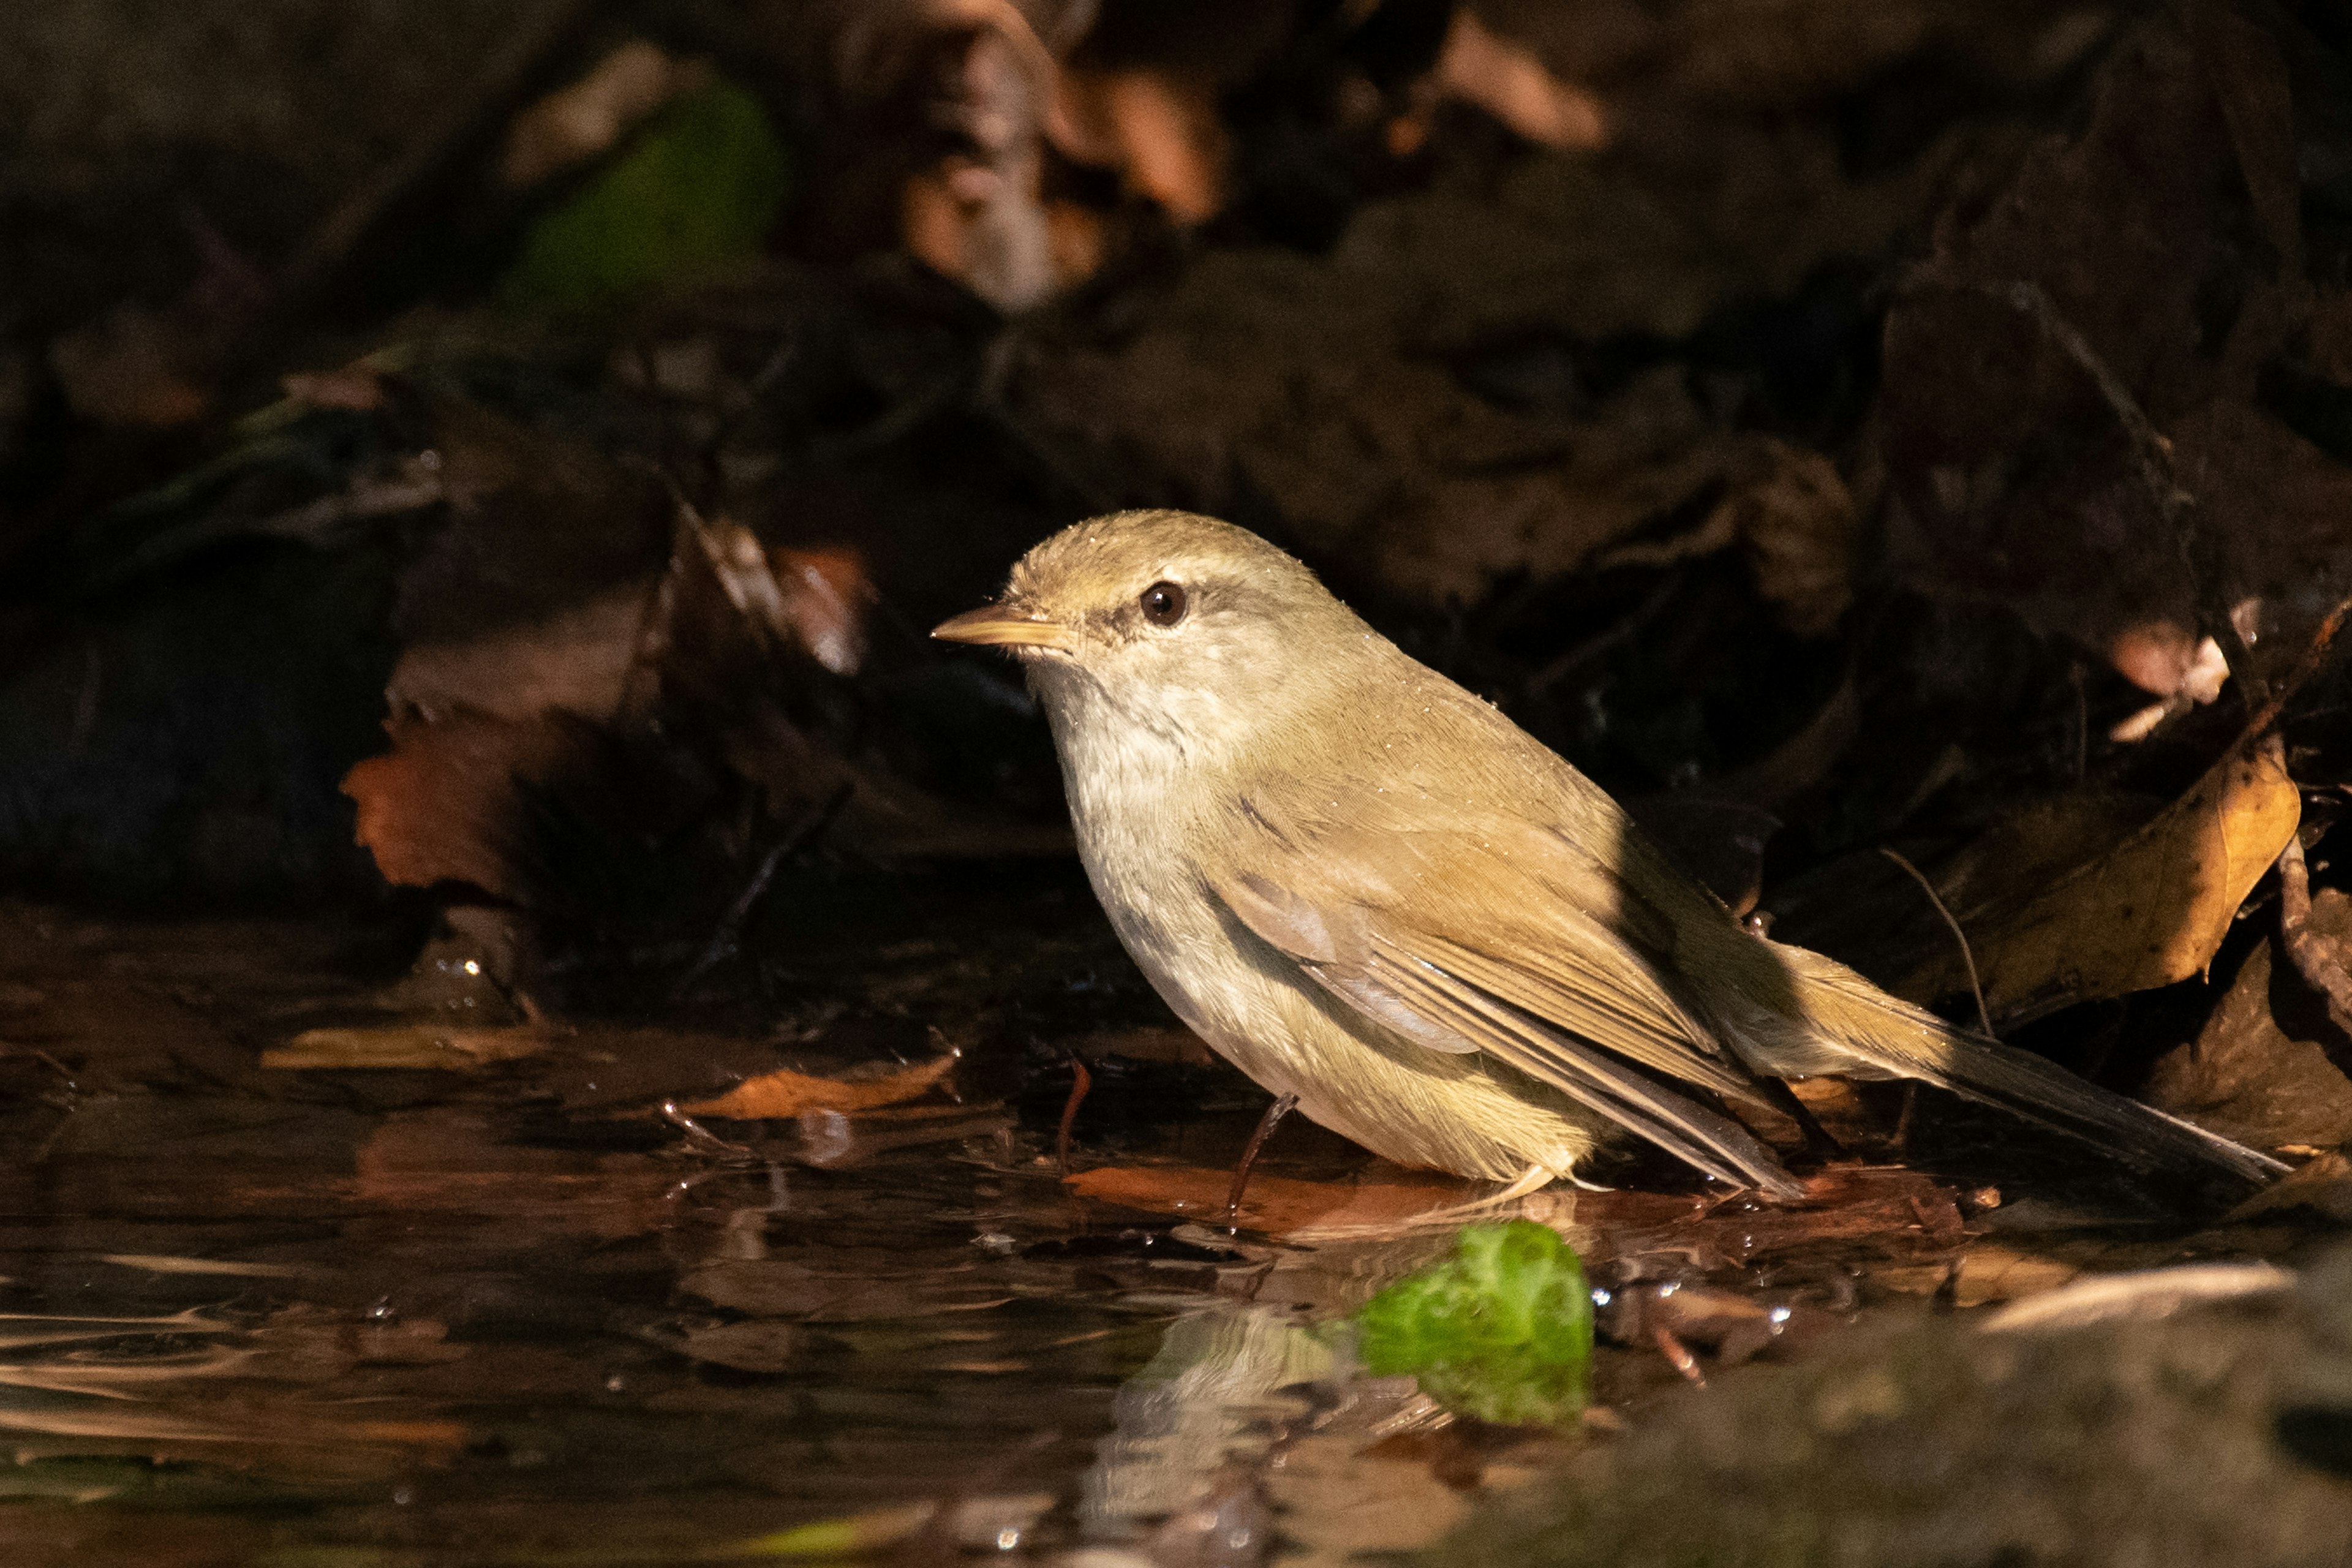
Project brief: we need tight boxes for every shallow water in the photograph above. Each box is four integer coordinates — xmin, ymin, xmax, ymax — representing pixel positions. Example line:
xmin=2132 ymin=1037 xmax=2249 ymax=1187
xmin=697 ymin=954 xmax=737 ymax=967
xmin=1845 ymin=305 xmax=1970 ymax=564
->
xmin=0 ymin=878 xmax=2332 ymax=1566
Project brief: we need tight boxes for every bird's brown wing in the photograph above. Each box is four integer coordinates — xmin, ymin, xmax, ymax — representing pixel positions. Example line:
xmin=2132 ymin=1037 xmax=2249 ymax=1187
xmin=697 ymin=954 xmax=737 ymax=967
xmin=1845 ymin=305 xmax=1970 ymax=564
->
xmin=1205 ymin=789 xmax=1800 ymax=1197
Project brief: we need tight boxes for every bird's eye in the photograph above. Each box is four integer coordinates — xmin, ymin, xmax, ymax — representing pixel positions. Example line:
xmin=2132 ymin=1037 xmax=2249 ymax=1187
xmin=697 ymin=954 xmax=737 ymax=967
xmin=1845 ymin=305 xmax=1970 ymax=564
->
xmin=1139 ymin=581 xmax=1188 ymax=627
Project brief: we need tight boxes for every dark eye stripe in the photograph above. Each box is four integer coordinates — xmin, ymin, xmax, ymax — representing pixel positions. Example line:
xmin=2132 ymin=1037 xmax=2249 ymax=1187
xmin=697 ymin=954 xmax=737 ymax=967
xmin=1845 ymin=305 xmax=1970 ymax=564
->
xmin=1140 ymin=581 xmax=1188 ymax=627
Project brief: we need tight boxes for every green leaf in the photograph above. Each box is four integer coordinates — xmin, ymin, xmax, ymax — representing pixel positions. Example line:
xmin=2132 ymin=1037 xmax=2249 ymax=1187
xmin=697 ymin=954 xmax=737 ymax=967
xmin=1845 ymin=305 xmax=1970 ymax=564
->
xmin=503 ymin=80 xmax=788 ymax=309
xmin=1352 ymin=1219 xmax=1591 ymax=1427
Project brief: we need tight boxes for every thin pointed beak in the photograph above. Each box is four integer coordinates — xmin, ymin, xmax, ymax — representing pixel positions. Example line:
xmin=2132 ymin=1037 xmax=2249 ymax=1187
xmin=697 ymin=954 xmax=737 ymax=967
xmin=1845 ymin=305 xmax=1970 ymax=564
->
xmin=930 ymin=602 xmax=1077 ymax=653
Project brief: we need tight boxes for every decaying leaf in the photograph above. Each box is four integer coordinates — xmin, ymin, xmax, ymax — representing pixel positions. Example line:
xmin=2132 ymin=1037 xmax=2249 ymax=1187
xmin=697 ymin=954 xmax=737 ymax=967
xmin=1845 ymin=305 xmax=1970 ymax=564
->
xmin=2141 ymin=917 xmax=2352 ymax=1152
xmin=500 ymin=40 xmax=708 ymax=189
xmin=1595 ymin=436 xmax=1856 ymax=636
xmin=676 ymin=1052 xmax=956 ymax=1120
xmin=1899 ymin=734 xmax=2299 ymax=1023
xmin=1052 ymin=67 xmax=1229 ymax=222
xmin=342 ymin=707 xmax=608 ymax=902
xmin=901 ymin=15 xmax=1060 ymax=310
xmin=1430 ymin=8 xmax=1607 ymax=151
xmin=262 ymin=1025 xmax=549 ymax=1071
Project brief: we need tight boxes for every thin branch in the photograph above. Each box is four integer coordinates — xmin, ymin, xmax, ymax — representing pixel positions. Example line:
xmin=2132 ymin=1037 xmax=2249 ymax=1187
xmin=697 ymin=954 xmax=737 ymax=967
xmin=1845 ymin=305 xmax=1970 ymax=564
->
xmin=2241 ymin=591 xmax=2352 ymax=745
xmin=2277 ymin=823 xmax=2352 ymax=1036
xmin=1880 ymin=846 xmax=1996 ymax=1039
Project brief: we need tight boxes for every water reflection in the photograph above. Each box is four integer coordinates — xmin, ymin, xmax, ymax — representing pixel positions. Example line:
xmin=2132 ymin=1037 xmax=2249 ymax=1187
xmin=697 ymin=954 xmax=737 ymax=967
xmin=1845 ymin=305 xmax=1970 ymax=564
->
xmin=1081 ymin=1305 xmax=1332 ymax=1530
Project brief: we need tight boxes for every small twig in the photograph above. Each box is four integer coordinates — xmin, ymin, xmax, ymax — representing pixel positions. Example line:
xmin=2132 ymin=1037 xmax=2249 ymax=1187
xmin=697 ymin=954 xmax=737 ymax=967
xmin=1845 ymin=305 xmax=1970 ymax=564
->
xmin=676 ymin=782 xmax=854 ymax=994
xmin=1651 ymin=1322 xmax=1705 ymax=1386
xmin=1056 ymin=1052 xmax=1091 ymax=1176
xmin=1879 ymin=846 xmax=1996 ymax=1039
xmin=2241 ymin=592 xmax=2352 ymax=746
xmin=2277 ymin=823 xmax=2352 ymax=1037
xmin=1526 ymin=571 xmax=1683 ymax=696
xmin=660 ymin=1099 xmax=754 ymax=1157
xmin=3 ymin=1044 xmax=80 ymax=1093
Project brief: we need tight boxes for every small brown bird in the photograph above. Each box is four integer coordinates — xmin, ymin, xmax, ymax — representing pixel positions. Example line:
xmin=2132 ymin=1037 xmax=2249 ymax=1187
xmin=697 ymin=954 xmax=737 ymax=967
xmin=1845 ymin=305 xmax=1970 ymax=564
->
xmin=935 ymin=510 xmax=2282 ymax=1198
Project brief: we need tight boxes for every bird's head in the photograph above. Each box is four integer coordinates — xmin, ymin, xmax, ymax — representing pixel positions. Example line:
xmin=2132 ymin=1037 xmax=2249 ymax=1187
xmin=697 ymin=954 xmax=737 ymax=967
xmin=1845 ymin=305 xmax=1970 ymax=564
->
xmin=932 ymin=510 xmax=1372 ymax=763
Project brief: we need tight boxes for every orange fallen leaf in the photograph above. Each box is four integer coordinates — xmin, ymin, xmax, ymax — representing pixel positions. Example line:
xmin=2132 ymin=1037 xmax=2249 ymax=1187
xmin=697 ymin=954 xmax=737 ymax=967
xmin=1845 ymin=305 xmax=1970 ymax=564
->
xmin=768 ymin=545 xmax=872 ymax=676
xmin=1432 ymin=9 xmax=1607 ymax=151
xmin=1050 ymin=68 xmax=1227 ymax=224
xmin=1066 ymin=1162 xmax=1477 ymax=1234
xmin=679 ymin=1054 xmax=956 ymax=1120
xmin=342 ymin=707 xmax=601 ymax=900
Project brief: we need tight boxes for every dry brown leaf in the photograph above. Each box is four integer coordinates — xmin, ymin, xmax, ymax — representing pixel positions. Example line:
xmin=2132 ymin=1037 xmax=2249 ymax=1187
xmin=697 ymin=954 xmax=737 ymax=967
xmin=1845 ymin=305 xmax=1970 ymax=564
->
xmin=1052 ymin=68 xmax=1228 ymax=222
xmin=262 ymin=1025 xmax=549 ymax=1071
xmin=500 ymin=40 xmax=704 ymax=189
xmin=678 ymin=1052 xmax=956 ymax=1120
xmin=1728 ymin=443 xmax=1856 ymax=637
xmin=2223 ymin=1150 xmax=2352 ymax=1224
xmin=1900 ymin=736 xmax=2299 ymax=1023
xmin=769 ymin=545 xmax=872 ymax=677
xmin=342 ymin=707 xmax=605 ymax=900
xmin=1433 ymin=8 xmax=1607 ymax=151
xmin=2141 ymin=915 xmax=2352 ymax=1151
xmin=1596 ymin=437 xmax=1856 ymax=636
xmin=386 ymin=582 xmax=652 ymax=725
xmin=900 ymin=22 xmax=1058 ymax=311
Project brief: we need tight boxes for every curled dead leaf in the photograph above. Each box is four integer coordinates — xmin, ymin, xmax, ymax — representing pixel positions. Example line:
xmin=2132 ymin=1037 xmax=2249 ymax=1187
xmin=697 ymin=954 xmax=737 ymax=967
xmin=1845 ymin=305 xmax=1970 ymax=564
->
xmin=1431 ymin=8 xmax=1608 ymax=151
xmin=1052 ymin=67 xmax=1229 ymax=223
xmin=1596 ymin=437 xmax=1855 ymax=637
xmin=2140 ymin=929 xmax=2352 ymax=1151
xmin=677 ymin=1052 xmax=956 ymax=1120
xmin=1899 ymin=734 xmax=2300 ymax=1023
xmin=501 ymin=40 xmax=706 ymax=189
xmin=342 ymin=707 xmax=605 ymax=900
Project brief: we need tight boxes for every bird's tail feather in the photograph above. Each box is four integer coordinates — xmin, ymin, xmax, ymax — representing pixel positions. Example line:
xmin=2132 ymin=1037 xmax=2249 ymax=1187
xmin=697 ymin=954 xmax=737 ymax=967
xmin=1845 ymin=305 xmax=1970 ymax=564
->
xmin=1760 ymin=943 xmax=2285 ymax=1188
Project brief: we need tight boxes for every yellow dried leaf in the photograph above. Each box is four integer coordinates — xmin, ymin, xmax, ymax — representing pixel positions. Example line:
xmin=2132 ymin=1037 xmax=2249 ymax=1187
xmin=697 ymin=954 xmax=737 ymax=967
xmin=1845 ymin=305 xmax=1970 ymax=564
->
xmin=679 ymin=1054 xmax=955 ymax=1120
xmin=1901 ymin=737 xmax=2299 ymax=1022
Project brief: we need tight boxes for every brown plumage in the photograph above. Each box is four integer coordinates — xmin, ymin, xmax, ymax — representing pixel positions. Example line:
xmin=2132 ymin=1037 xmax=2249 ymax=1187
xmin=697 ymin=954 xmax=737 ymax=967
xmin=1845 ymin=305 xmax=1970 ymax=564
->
xmin=935 ymin=510 xmax=2283 ymax=1197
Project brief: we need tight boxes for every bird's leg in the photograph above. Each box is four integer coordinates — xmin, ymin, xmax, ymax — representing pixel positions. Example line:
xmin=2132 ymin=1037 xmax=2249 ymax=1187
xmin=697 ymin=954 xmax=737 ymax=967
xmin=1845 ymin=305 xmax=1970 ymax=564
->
xmin=1482 ymin=1161 xmax=1564 ymax=1205
xmin=1757 ymin=1079 xmax=1845 ymax=1165
xmin=1056 ymin=1053 xmax=1093 ymax=1177
xmin=1224 ymin=1092 xmax=1298 ymax=1226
